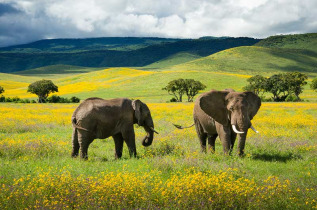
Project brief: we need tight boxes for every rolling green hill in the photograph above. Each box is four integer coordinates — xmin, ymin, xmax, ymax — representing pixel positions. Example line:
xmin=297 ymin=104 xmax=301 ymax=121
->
xmin=169 ymin=46 xmax=317 ymax=76
xmin=255 ymin=33 xmax=317 ymax=52
xmin=1 ymin=33 xmax=316 ymax=102
xmin=0 ymin=37 xmax=260 ymax=73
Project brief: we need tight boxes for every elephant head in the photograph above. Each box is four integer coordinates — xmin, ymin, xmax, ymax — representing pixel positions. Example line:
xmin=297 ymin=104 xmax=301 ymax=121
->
xmin=132 ymin=100 xmax=158 ymax=147
xmin=200 ymin=90 xmax=261 ymax=155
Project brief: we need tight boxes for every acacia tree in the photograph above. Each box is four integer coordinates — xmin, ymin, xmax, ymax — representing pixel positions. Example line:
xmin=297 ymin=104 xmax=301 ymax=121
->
xmin=284 ymin=72 xmax=307 ymax=100
xmin=27 ymin=80 xmax=58 ymax=103
xmin=311 ymin=77 xmax=317 ymax=92
xmin=243 ymin=75 xmax=267 ymax=96
xmin=184 ymin=79 xmax=206 ymax=102
xmin=0 ymin=86 xmax=4 ymax=94
xmin=265 ymin=74 xmax=289 ymax=101
xmin=163 ymin=78 xmax=206 ymax=102
xmin=162 ymin=79 xmax=186 ymax=102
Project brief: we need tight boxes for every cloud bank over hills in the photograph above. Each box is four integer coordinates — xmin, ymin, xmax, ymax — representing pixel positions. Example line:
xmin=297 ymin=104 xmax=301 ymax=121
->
xmin=0 ymin=0 xmax=316 ymax=47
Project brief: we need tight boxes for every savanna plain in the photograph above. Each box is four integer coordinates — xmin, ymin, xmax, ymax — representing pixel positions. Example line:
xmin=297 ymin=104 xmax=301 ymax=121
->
xmin=1 ymin=44 xmax=317 ymax=209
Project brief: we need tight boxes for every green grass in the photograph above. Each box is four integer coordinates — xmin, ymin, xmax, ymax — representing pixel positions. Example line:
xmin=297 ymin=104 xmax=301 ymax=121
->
xmin=171 ymin=46 xmax=317 ymax=76
xmin=142 ymin=52 xmax=201 ymax=69
xmin=13 ymin=65 xmax=105 ymax=79
xmin=0 ymin=102 xmax=316 ymax=209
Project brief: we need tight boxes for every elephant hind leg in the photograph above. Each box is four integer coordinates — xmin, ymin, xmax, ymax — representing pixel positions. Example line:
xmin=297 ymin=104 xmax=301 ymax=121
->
xmin=71 ymin=128 xmax=79 ymax=158
xmin=113 ymin=133 xmax=124 ymax=159
xmin=194 ymin=119 xmax=207 ymax=153
xmin=208 ymin=134 xmax=218 ymax=153
xmin=78 ymin=130 xmax=94 ymax=160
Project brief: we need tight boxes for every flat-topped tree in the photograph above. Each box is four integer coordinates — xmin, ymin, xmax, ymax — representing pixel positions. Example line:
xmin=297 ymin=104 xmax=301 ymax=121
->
xmin=27 ymin=79 xmax=58 ymax=103
xmin=0 ymin=86 xmax=4 ymax=95
xmin=311 ymin=78 xmax=317 ymax=92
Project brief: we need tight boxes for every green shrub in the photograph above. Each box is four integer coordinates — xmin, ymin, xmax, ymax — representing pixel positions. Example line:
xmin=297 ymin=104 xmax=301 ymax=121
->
xmin=12 ymin=96 xmax=21 ymax=103
xmin=70 ymin=96 xmax=80 ymax=103
xmin=47 ymin=95 xmax=61 ymax=103
xmin=46 ymin=95 xmax=79 ymax=103
xmin=0 ymin=95 xmax=5 ymax=102
xmin=285 ymin=94 xmax=301 ymax=102
xmin=5 ymin=97 xmax=12 ymax=102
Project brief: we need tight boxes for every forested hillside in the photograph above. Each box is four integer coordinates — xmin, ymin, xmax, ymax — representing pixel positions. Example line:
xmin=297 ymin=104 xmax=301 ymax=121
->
xmin=0 ymin=37 xmax=260 ymax=72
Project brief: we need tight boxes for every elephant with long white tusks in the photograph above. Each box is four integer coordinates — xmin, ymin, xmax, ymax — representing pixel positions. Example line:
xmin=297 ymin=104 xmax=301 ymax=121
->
xmin=71 ymin=97 xmax=158 ymax=159
xmin=174 ymin=89 xmax=261 ymax=156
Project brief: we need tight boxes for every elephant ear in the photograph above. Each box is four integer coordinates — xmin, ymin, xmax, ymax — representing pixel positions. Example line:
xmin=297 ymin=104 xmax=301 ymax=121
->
xmin=132 ymin=99 xmax=142 ymax=124
xmin=244 ymin=92 xmax=261 ymax=120
xmin=199 ymin=90 xmax=229 ymax=125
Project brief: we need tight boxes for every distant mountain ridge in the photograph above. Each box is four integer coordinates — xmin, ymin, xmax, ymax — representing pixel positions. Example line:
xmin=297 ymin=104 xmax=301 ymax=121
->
xmin=0 ymin=37 xmax=181 ymax=53
xmin=0 ymin=37 xmax=260 ymax=72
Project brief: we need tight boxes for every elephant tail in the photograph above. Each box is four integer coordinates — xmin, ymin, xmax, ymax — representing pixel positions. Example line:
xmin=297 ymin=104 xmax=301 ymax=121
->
xmin=72 ymin=117 xmax=93 ymax=133
xmin=173 ymin=123 xmax=195 ymax=129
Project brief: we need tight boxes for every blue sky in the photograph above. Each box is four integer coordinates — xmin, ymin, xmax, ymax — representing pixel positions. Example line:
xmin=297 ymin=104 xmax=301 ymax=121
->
xmin=0 ymin=0 xmax=316 ymax=47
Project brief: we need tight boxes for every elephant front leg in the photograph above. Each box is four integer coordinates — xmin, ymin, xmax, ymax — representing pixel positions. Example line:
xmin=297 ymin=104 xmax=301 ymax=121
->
xmin=237 ymin=132 xmax=248 ymax=157
xmin=216 ymin=124 xmax=231 ymax=155
xmin=122 ymin=128 xmax=137 ymax=158
xmin=230 ymin=132 xmax=237 ymax=155
xmin=113 ymin=133 xmax=124 ymax=159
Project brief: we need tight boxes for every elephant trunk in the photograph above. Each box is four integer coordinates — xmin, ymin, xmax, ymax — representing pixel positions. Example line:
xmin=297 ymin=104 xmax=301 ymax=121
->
xmin=142 ymin=118 xmax=156 ymax=147
xmin=231 ymin=113 xmax=251 ymax=134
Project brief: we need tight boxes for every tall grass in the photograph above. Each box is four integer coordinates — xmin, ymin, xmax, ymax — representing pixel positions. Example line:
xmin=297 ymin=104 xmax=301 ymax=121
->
xmin=0 ymin=102 xmax=316 ymax=209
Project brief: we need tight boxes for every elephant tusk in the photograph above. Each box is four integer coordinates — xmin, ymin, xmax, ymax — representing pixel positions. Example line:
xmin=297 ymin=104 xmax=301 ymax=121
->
xmin=232 ymin=125 xmax=244 ymax=134
xmin=150 ymin=127 xmax=159 ymax=134
xmin=250 ymin=125 xmax=259 ymax=133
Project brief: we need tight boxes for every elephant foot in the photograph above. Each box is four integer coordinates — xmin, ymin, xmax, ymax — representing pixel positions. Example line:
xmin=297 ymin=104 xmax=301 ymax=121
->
xmin=71 ymin=151 xmax=79 ymax=158
xmin=238 ymin=152 xmax=245 ymax=157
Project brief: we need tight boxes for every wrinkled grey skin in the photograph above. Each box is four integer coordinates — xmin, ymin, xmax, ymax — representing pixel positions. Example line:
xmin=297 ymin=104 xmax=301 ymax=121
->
xmin=193 ymin=89 xmax=261 ymax=156
xmin=71 ymin=97 xmax=155 ymax=159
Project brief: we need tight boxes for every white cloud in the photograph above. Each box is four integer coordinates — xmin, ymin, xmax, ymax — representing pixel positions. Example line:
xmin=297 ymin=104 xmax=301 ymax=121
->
xmin=0 ymin=0 xmax=316 ymax=47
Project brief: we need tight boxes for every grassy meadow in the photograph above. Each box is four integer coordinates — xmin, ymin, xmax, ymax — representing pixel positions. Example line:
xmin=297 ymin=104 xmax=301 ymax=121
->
xmin=0 ymin=102 xmax=316 ymax=209
xmin=1 ymin=42 xmax=317 ymax=208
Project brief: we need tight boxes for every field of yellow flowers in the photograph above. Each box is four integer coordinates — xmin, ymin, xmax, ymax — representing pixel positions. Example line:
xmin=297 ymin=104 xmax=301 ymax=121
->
xmin=0 ymin=102 xmax=316 ymax=209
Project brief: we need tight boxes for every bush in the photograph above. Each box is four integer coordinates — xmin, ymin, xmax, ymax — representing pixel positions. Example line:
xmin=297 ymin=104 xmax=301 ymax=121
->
xmin=70 ymin=96 xmax=80 ymax=103
xmin=46 ymin=95 xmax=80 ymax=103
xmin=23 ymin=99 xmax=31 ymax=103
xmin=285 ymin=94 xmax=301 ymax=102
xmin=47 ymin=95 xmax=61 ymax=103
xmin=5 ymin=97 xmax=12 ymax=102
xmin=170 ymin=98 xmax=177 ymax=102
xmin=0 ymin=95 xmax=5 ymax=102
xmin=12 ymin=96 xmax=21 ymax=103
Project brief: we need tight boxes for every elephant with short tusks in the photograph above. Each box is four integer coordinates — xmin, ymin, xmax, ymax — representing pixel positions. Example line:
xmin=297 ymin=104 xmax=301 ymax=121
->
xmin=174 ymin=89 xmax=261 ymax=156
xmin=71 ymin=97 xmax=158 ymax=159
